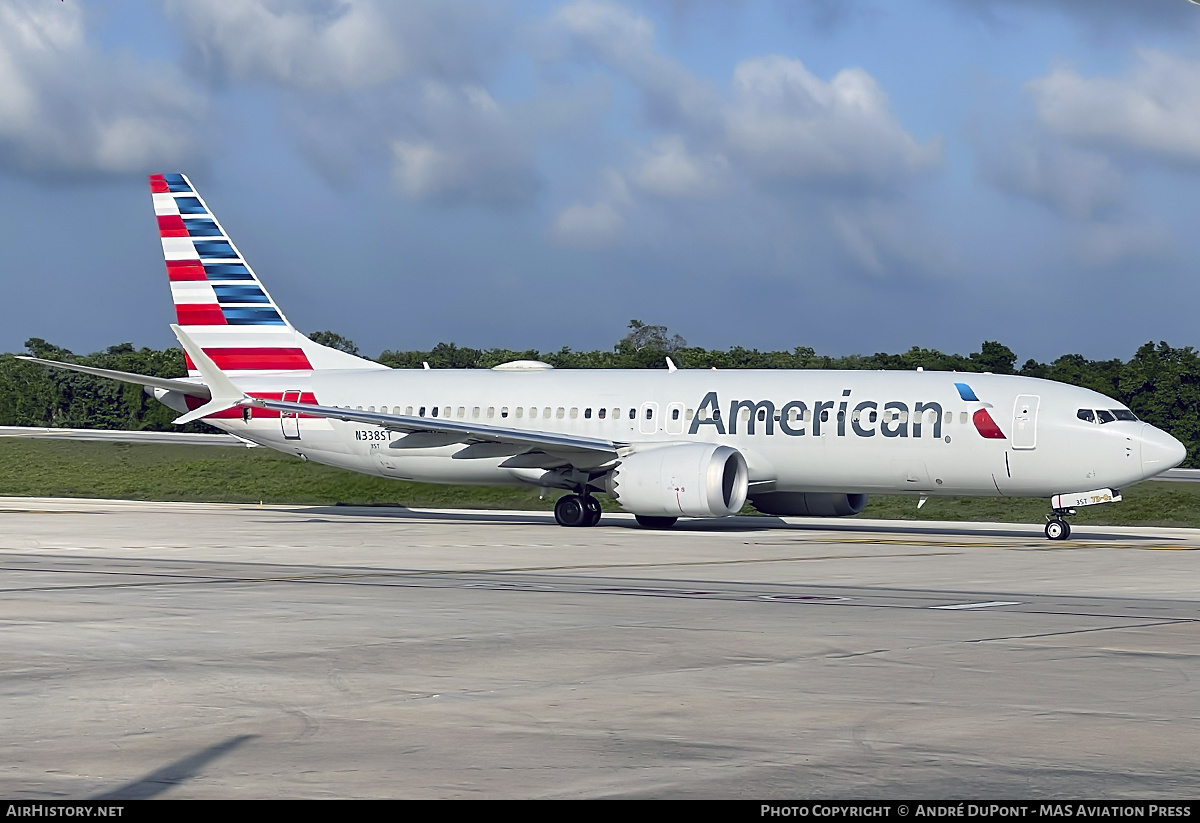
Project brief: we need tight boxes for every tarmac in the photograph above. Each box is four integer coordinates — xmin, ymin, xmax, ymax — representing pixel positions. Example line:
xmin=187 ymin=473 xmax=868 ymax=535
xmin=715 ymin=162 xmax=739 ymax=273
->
xmin=1 ymin=496 xmax=1198 ymax=799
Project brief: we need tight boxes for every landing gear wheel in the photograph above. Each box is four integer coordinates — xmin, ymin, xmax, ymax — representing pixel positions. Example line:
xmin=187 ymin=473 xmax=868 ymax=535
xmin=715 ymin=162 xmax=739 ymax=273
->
xmin=583 ymin=496 xmax=602 ymax=527
xmin=1045 ymin=519 xmax=1071 ymax=541
xmin=635 ymin=515 xmax=678 ymax=529
xmin=554 ymin=494 xmax=587 ymax=527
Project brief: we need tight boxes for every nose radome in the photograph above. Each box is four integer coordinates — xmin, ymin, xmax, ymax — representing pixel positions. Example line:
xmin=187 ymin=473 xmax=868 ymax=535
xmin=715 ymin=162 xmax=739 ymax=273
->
xmin=1141 ymin=424 xmax=1187 ymax=477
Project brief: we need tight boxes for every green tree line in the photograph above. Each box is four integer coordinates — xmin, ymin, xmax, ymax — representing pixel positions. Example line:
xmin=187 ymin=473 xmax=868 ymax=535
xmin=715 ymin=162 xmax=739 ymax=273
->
xmin=4 ymin=323 xmax=1199 ymax=467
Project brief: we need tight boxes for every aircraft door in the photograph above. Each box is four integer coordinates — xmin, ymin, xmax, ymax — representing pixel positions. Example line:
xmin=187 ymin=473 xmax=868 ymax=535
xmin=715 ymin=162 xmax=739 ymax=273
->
xmin=281 ymin=390 xmax=301 ymax=440
xmin=639 ymin=402 xmax=658 ymax=435
xmin=1011 ymin=395 xmax=1039 ymax=450
xmin=665 ymin=402 xmax=685 ymax=435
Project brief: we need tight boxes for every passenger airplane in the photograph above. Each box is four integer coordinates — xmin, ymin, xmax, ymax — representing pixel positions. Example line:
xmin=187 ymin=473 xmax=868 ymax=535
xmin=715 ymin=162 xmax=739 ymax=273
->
xmin=22 ymin=174 xmax=1188 ymax=539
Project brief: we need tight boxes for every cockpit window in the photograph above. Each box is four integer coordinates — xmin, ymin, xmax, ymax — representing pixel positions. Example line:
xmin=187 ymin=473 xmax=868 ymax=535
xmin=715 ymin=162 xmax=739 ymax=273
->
xmin=1079 ymin=408 xmax=1138 ymax=424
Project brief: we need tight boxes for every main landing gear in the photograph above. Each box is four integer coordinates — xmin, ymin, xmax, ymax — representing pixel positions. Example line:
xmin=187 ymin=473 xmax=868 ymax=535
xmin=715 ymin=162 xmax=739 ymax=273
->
xmin=1044 ymin=508 xmax=1075 ymax=541
xmin=554 ymin=493 xmax=602 ymax=527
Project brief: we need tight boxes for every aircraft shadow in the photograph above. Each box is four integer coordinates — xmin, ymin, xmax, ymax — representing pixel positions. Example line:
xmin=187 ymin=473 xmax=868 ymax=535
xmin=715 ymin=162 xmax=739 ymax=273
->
xmin=294 ymin=505 xmax=1162 ymax=542
xmin=90 ymin=734 xmax=257 ymax=800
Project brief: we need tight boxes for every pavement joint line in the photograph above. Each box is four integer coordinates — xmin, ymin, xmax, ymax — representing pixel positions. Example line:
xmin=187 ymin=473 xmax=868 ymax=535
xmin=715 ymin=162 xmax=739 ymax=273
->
xmin=967 ymin=619 xmax=1200 ymax=642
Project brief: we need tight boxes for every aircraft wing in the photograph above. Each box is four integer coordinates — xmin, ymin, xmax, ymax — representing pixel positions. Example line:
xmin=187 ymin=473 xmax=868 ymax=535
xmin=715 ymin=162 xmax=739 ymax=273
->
xmin=0 ymin=425 xmax=255 ymax=447
xmin=253 ymin=397 xmax=623 ymax=461
xmin=16 ymin=356 xmax=212 ymax=399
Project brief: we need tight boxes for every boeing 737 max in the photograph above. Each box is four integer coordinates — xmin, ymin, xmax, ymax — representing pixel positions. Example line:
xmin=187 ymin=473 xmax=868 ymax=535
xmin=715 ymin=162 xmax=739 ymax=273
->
xmin=22 ymin=174 xmax=1188 ymax=539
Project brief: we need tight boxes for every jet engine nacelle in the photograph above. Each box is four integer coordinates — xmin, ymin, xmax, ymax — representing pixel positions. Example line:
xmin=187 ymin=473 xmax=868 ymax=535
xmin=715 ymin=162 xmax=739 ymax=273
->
xmin=605 ymin=443 xmax=749 ymax=518
xmin=749 ymin=491 xmax=868 ymax=517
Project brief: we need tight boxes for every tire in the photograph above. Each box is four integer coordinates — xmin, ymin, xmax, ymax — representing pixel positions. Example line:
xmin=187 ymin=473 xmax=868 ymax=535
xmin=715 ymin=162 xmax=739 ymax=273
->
xmin=635 ymin=515 xmax=678 ymax=529
xmin=554 ymin=494 xmax=587 ymax=527
xmin=583 ymin=496 xmax=602 ymax=527
xmin=1044 ymin=519 xmax=1070 ymax=540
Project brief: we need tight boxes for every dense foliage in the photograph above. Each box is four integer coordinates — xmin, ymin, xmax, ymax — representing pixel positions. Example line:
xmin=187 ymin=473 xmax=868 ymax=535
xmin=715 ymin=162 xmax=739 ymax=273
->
xmin=5 ymin=323 xmax=1200 ymax=466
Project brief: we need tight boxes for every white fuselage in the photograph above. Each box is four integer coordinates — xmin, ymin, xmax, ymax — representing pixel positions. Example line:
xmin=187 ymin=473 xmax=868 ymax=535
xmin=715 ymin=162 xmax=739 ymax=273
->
xmin=178 ymin=367 xmax=1179 ymax=499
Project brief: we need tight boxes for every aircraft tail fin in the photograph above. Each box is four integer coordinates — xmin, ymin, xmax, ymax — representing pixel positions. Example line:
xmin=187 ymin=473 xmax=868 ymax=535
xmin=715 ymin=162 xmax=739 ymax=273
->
xmin=150 ymin=174 xmax=385 ymax=377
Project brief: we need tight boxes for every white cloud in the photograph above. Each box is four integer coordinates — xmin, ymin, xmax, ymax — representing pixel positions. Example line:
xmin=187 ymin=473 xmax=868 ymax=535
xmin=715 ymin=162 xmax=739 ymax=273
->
xmin=552 ymin=0 xmax=718 ymax=128
xmin=0 ymin=0 xmax=205 ymax=175
xmin=166 ymin=0 xmax=505 ymax=91
xmin=389 ymin=83 xmax=539 ymax=207
xmin=980 ymin=138 xmax=1125 ymax=220
xmin=546 ymin=2 xmax=944 ymax=274
xmin=725 ymin=56 xmax=941 ymax=188
xmin=548 ymin=200 xmax=626 ymax=248
xmin=1069 ymin=220 xmax=1174 ymax=268
xmin=1028 ymin=51 xmax=1200 ymax=168
xmin=634 ymin=136 xmax=729 ymax=197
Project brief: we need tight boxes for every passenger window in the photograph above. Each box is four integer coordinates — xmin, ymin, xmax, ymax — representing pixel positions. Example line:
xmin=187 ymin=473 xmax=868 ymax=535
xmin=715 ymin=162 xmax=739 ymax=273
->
xmin=960 ymin=411 xmax=968 ymax=424
xmin=457 ymin=407 xmax=465 ymax=418
xmin=944 ymin=411 xmax=952 ymax=425
xmin=1096 ymin=410 xmax=1115 ymax=424
xmin=557 ymin=407 xmax=565 ymax=419
xmin=405 ymin=406 xmax=413 ymax=416
xmin=544 ymin=407 xmax=551 ymax=419
xmin=472 ymin=407 xmax=480 ymax=418
xmin=837 ymin=410 xmax=845 ymax=424
xmin=418 ymin=406 xmax=425 ymax=416
xmin=431 ymin=407 xmax=438 ymax=417
xmin=598 ymin=408 xmax=606 ymax=419
xmin=515 ymin=407 xmax=523 ymax=418
xmin=740 ymin=408 xmax=751 ymax=422
xmin=611 ymin=408 xmax=619 ymax=420
xmin=1077 ymin=409 xmax=1095 ymax=423
xmin=487 ymin=407 xmax=495 ymax=418
xmin=645 ymin=407 xmax=653 ymax=420
xmin=803 ymin=410 xmax=812 ymax=422
xmin=530 ymin=408 xmax=537 ymax=419
xmin=443 ymin=406 xmax=450 ymax=418
xmin=570 ymin=408 xmax=578 ymax=419
xmin=686 ymin=409 xmax=694 ymax=420
xmin=500 ymin=407 xmax=509 ymax=418
xmin=756 ymin=409 xmax=766 ymax=422
xmin=820 ymin=410 xmax=829 ymax=423
xmin=672 ymin=409 xmax=680 ymax=421
xmin=584 ymin=408 xmax=592 ymax=419
xmin=868 ymin=410 xmax=877 ymax=423
xmin=898 ymin=411 xmax=908 ymax=423
xmin=629 ymin=408 xmax=636 ymax=420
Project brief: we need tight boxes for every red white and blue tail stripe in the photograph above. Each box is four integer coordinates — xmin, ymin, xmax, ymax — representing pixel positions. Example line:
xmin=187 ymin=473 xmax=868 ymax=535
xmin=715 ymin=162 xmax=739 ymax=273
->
xmin=150 ymin=173 xmax=383 ymax=377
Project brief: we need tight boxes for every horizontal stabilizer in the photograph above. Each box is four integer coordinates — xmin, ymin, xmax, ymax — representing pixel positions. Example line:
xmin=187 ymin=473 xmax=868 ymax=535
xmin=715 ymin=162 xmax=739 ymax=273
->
xmin=170 ymin=324 xmax=249 ymax=424
xmin=17 ymin=356 xmax=212 ymax=399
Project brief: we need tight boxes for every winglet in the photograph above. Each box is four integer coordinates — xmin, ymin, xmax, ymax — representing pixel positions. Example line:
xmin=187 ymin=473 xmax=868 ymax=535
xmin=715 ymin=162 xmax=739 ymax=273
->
xmin=666 ymin=357 xmax=677 ymax=372
xmin=170 ymin=324 xmax=249 ymax=424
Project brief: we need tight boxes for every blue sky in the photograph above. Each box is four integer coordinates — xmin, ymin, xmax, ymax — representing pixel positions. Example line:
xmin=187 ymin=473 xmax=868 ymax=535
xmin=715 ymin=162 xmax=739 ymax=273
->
xmin=3 ymin=0 xmax=1200 ymax=363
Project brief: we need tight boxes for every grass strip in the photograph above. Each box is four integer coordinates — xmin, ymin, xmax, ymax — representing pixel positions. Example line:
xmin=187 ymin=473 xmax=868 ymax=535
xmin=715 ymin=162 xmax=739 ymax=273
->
xmin=1 ymin=438 xmax=1197 ymax=528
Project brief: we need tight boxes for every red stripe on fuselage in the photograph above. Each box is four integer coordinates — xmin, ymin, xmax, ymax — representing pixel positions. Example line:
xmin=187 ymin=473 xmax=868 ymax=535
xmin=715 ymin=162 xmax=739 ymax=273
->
xmin=184 ymin=392 xmax=319 ymax=419
xmin=175 ymin=304 xmax=227 ymax=325
xmin=166 ymin=260 xmax=207 ymax=281
xmin=157 ymin=215 xmax=188 ymax=237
